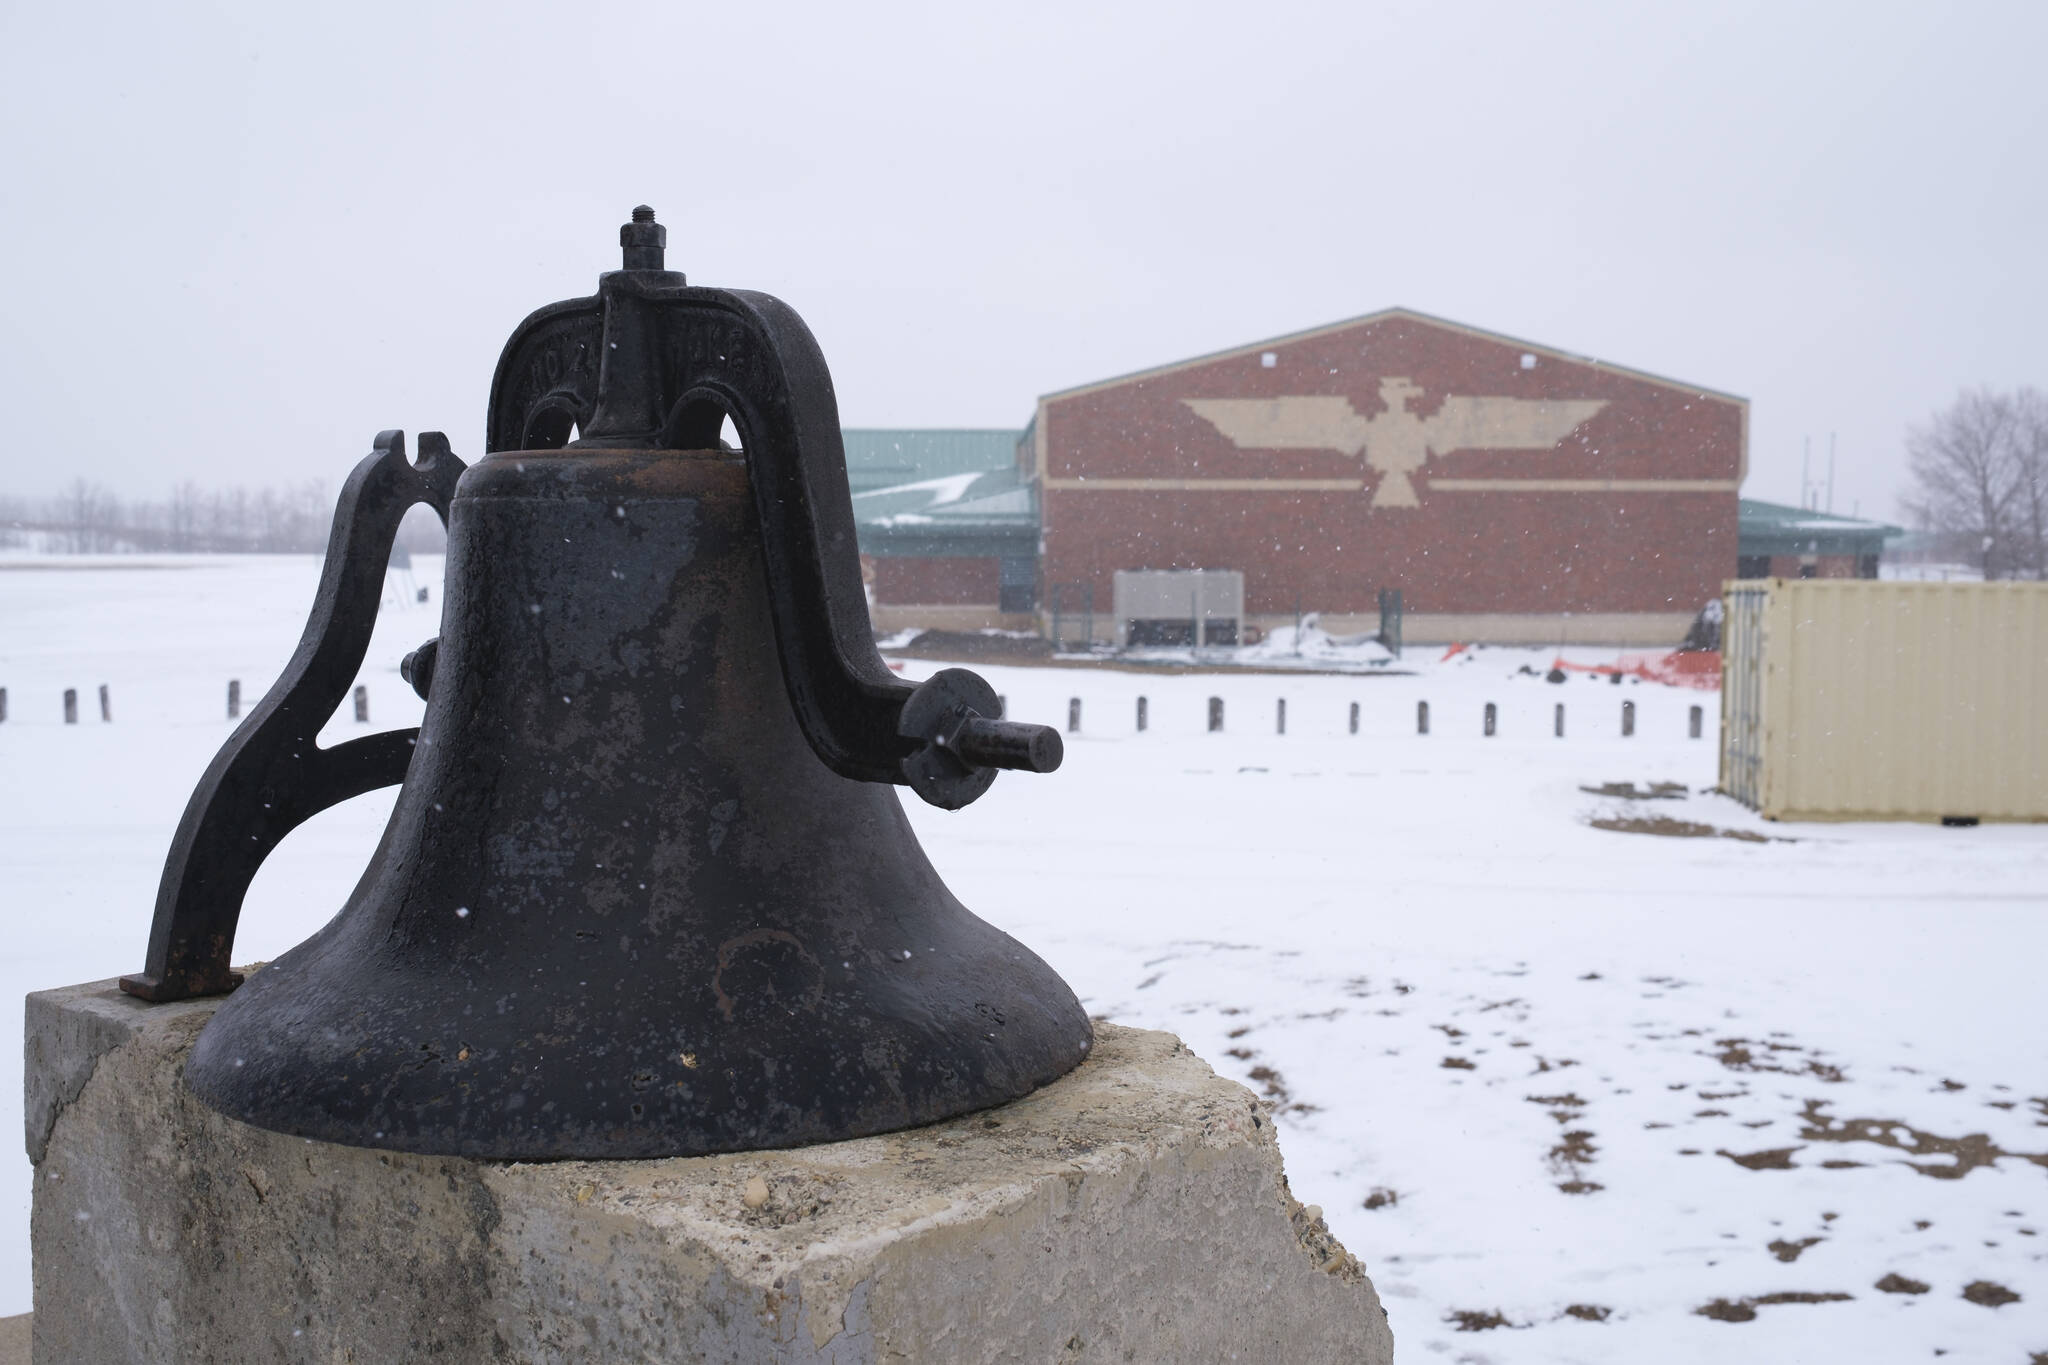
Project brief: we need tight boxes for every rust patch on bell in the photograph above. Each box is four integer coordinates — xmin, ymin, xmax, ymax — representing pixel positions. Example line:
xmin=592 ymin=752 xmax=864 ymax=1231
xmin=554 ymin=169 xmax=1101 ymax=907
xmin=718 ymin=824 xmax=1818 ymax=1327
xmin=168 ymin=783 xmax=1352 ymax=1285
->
xmin=711 ymin=929 xmax=824 ymax=1022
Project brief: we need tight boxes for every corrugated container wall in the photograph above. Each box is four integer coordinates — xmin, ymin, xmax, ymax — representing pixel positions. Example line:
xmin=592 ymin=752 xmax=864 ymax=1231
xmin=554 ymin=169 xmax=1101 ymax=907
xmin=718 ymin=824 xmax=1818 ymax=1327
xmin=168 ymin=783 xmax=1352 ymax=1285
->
xmin=1719 ymin=580 xmax=2048 ymax=822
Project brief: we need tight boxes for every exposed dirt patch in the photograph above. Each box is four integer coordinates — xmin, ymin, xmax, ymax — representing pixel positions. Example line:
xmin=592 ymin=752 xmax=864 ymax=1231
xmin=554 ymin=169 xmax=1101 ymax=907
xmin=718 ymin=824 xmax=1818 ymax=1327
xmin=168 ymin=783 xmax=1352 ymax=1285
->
xmin=1711 ymin=1038 xmax=1845 ymax=1083
xmin=1528 ymin=1093 xmax=1587 ymax=1124
xmin=1695 ymin=1291 xmax=1853 ymax=1322
xmin=1579 ymin=781 xmax=1689 ymax=800
xmin=1768 ymin=1237 xmax=1822 ymax=1262
xmin=1561 ymin=1304 xmax=1611 ymax=1322
xmin=1447 ymin=1309 xmax=1512 ymax=1331
xmin=1718 ymin=1146 xmax=1801 ymax=1171
xmin=1246 ymin=1065 xmax=1287 ymax=1102
xmin=1362 ymin=1187 xmax=1399 ymax=1211
xmin=1548 ymin=1129 xmax=1602 ymax=1194
xmin=1797 ymin=1098 xmax=2048 ymax=1178
xmin=1440 ymin=1056 xmax=1476 ymax=1071
xmin=1875 ymin=1273 xmax=1929 ymax=1294
xmin=1962 ymin=1280 xmax=2021 ymax=1307
xmin=1243 ymin=1064 xmax=1317 ymax=1115
xmin=1589 ymin=814 xmax=1777 ymax=842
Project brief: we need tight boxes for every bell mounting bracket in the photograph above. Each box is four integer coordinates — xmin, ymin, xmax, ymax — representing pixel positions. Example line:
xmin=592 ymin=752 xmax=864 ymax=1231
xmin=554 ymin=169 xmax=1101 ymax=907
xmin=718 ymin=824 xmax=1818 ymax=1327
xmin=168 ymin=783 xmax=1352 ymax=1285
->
xmin=120 ymin=432 xmax=464 ymax=1001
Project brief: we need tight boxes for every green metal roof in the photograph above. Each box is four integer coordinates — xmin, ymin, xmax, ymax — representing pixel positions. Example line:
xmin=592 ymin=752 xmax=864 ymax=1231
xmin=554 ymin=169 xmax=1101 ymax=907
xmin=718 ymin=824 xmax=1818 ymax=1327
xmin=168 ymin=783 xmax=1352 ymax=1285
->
xmin=1738 ymin=499 xmax=1903 ymax=557
xmin=845 ymin=430 xmax=1037 ymax=558
xmin=842 ymin=429 xmax=1024 ymax=494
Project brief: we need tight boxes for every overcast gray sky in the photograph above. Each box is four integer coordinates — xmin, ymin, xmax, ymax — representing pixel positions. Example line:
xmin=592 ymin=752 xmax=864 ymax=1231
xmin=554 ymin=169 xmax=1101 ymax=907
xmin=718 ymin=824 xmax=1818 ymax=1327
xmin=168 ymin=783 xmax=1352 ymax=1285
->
xmin=4 ymin=0 xmax=2042 ymax=521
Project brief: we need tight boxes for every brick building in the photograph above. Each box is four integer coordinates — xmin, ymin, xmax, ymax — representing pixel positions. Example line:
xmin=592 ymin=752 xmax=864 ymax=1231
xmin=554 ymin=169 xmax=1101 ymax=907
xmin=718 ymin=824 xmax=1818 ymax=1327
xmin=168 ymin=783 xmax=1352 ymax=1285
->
xmin=846 ymin=430 xmax=1038 ymax=635
xmin=1027 ymin=309 xmax=1747 ymax=645
xmin=1735 ymin=500 xmax=1900 ymax=580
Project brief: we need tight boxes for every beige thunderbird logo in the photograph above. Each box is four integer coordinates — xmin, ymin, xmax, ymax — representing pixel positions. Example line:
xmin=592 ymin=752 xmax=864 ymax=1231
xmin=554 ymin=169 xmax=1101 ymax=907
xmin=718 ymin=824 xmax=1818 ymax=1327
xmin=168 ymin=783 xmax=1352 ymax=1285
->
xmin=1185 ymin=378 xmax=1607 ymax=508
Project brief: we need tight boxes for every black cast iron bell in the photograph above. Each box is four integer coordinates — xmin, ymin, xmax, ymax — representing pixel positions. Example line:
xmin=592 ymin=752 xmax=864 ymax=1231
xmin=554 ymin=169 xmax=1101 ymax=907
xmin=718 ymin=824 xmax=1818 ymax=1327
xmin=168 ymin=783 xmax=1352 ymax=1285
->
xmin=119 ymin=208 xmax=1091 ymax=1159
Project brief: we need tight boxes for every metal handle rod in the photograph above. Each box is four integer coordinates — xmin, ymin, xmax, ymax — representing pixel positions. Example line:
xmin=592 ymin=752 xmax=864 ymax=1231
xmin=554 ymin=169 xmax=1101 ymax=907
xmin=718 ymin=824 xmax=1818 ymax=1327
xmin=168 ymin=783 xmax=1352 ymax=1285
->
xmin=952 ymin=718 xmax=1063 ymax=773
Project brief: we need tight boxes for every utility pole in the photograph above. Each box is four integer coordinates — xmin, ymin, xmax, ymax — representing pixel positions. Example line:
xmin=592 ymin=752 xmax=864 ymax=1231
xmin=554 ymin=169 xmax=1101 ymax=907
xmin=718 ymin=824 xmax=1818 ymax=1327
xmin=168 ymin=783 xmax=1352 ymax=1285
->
xmin=1826 ymin=432 xmax=1836 ymax=514
xmin=1802 ymin=436 xmax=1811 ymax=509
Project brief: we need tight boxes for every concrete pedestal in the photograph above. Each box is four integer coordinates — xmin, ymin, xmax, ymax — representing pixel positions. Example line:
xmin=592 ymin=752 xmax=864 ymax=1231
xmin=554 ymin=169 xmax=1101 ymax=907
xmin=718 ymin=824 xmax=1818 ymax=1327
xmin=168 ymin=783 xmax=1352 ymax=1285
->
xmin=27 ymin=979 xmax=1392 ymax=1363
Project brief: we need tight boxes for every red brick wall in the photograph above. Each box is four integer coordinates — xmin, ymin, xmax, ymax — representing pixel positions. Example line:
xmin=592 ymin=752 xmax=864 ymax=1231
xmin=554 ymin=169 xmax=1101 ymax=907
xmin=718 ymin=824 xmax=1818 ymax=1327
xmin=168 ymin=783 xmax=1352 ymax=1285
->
xmin=1039 ymin=313 xmax=1743 ymax=616
xmin=873 ymin=556 xmax=1001 ymax=605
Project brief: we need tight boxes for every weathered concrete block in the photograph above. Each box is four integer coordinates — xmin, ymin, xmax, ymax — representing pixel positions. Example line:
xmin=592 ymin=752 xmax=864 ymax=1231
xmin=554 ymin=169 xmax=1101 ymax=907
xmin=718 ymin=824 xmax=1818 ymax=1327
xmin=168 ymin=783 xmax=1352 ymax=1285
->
xmin=27 ymin=978 xmax=1393 ymax=1363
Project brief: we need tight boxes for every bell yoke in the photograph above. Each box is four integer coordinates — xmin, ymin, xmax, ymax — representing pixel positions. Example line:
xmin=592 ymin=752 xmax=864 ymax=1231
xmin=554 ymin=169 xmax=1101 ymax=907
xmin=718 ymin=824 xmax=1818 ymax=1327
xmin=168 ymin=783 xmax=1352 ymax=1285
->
xmin=120 ymin=208 xmax=1091 ymax=1160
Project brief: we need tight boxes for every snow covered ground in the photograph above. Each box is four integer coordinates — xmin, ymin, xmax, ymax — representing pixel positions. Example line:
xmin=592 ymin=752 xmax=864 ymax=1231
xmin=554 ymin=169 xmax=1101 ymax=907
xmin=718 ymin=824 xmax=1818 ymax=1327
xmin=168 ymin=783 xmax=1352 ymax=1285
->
xmin=2 ymin=554 xmax=2044 ymax=1362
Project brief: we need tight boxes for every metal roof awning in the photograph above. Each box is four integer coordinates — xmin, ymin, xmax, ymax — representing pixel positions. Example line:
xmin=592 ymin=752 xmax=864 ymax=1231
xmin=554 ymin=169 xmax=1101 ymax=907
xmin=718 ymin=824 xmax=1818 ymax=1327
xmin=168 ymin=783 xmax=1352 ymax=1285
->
xmin=1738 ymin=499 xmax=1903 ymax=558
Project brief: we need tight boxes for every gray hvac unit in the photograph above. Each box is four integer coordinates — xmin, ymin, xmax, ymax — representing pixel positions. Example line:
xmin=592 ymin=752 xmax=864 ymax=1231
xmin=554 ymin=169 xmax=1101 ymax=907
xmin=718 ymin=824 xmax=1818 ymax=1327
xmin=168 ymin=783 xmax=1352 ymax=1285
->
xmin=1113 ymin=569 xmax=1245 ymax=648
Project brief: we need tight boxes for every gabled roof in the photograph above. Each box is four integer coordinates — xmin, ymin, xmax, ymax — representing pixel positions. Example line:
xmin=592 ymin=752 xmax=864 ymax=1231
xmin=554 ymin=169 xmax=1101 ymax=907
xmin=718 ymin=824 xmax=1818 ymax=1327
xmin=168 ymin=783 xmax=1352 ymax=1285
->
xmin=842 ymin=429 xmax=1024 ymax=494
xmin=1036 ymin=307 xmax=1748 ymax=408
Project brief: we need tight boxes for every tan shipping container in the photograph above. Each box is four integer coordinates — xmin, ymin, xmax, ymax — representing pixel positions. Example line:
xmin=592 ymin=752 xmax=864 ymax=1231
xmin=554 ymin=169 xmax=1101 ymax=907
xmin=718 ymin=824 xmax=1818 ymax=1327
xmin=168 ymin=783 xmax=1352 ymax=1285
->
xmin=1720 ymin=579 xmax=2048 ymax=822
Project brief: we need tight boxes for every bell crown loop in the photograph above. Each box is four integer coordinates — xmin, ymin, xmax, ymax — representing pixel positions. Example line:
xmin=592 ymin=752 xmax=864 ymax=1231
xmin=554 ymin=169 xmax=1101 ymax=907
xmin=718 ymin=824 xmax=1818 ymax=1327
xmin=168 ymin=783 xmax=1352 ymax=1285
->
xmin=486 ymin=207 xmax=1059 ymax=808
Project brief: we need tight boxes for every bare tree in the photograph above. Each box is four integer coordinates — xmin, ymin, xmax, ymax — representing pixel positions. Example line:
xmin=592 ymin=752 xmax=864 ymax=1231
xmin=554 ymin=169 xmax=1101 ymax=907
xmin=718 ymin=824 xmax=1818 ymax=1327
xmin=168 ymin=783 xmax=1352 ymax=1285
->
xmin=167 ymin=480 xmax=203 ymax=552
xmin=2 ymin=478 xmax=347 ymax=553
xmin=61 ymin=478 xmax=123 ymax=553
xmin=1903 ymin=387 xmax=2046 ymax=579
xmin=2010 ymin=388 xmax=2048 ymax=580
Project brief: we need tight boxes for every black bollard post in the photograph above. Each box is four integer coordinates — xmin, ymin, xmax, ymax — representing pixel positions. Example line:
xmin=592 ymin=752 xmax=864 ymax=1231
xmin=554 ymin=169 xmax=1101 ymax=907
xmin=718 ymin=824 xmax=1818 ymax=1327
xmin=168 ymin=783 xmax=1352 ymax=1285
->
xmin=1555 ymin=703 xmax=1565 ymax=738
xmin=227 ymin=679 xmax=241 ymax=720
xmin=0 ymin=686 xmax=8 ymax=724
xmin=1136 ymin=696 xmax=1148 ymax=732
xmin=64 ymin=689 xmax=77 ymax=725
xmin=1276 ymin=698 xmax=1286 ymax=735
xmin=1348 ymin=701 xmax=1360 ymax=735
xmin=1067 ymin=698 xmax=1081 ymax=733
xmin=1208 ymin=697 xmax=1224 ymax=732
xmin=1417 ymin=700 xmax=1429 ymax=735
xmin=1688 ymin=704 xmax=1703 ymax=739
xmin=1621 ymin=699 xmax=1635 ymax=737
xmin=99 ymin=684 xmax=111 ymax=723
xmin=354 ymin=685 xmax=370 ymax=724
xmin=1483 ymin=702 xmax=1496 ymax=737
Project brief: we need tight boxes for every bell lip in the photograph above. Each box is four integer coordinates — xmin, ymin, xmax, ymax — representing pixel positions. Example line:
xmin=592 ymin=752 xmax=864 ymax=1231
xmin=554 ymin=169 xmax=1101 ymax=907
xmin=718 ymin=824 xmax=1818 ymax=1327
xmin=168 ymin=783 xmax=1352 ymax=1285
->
xmin=182 ymin=963 xmax=1097 ymax=1162
xmin=186 ymin=1021 xmax=1096 ymax=1163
